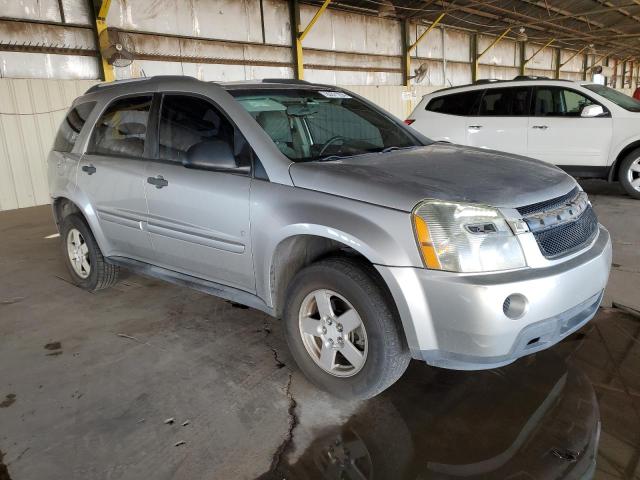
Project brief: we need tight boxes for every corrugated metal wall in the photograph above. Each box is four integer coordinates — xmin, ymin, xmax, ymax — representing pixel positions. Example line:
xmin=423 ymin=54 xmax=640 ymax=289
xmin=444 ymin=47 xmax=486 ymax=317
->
xmin=0 ymin=78 xmax=98 ymax=211
xmin=0 ymin=78 xmax=437 ymax=212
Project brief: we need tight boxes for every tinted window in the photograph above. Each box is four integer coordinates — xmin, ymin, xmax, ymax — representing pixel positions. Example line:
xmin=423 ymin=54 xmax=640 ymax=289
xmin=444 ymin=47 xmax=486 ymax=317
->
xmin=533 ymin=87 xmax=597 ymax=117
xmin=231 ymin=89 xmax=421 ymax=162
xmin=583 ymin=84 xmax=640 ymax=112
xmin=158 ymin=95 xmax=251 ymax=170
xmin=53 ymin=102 xmax=96 ymax=152
xmin=479 ymin=87 xmax=530 ymax=116
xmin=427 ymin=91 xmax=482 ymax=116
xmin=88 ymin=95 xmax=152 ymax=157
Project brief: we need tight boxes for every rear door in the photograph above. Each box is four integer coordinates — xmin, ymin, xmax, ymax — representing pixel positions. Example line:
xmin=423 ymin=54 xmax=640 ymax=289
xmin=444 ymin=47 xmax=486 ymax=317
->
xmin=78 ymin=94 xmax=154 ymax=261
xmin=413 ymin=90 xmax=482 ymax=143
xmin=527 ymin=86 xmax=612 ymax=167
xmin=466 ymin=86 xmax=530 ymax=156
xmin=144 ymin=93 xmax=254 ymax=292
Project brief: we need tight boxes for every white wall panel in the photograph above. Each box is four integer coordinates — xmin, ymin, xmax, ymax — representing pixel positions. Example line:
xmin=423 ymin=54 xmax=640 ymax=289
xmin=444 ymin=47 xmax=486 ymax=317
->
xmin=0 ymin=78 xmax=98 ymax=211
xmin=0 ymin=0 xmax=61 ymax=22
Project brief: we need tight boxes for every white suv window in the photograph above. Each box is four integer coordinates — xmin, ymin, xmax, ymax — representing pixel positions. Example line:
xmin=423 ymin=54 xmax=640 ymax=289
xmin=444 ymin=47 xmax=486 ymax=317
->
xmin=533 ymin=87 xmax=598 ymax=117
xmin=426 ymin=90 xmax=483 ymax=116
xmin=479 ymin=87 xmax=530 ymax=116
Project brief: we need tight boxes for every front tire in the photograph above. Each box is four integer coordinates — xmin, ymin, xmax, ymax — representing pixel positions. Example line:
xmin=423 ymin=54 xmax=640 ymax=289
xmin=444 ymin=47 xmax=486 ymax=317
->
xmin=59 ymin=214 xmax=119 ymax=291
xmin=282 ymin=257 xmax=410 ymax=399
xmin=619 ymin=149 xmax=640 ymax=199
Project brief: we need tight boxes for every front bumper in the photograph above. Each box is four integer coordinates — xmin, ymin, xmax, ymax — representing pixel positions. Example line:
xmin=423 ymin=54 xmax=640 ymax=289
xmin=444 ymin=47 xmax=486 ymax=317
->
xmin=376 ymin=225 xmax=612 ymax=370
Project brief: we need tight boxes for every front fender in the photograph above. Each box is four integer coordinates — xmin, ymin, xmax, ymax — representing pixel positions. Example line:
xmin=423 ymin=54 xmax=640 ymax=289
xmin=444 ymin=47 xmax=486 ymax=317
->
xmin=250 ymin=181 xmax=423 ymax=307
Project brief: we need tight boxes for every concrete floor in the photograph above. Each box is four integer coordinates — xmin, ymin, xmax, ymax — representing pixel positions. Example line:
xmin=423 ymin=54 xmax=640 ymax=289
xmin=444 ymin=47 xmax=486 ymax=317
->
xmin=0 ymin=179 xmax=639 ymax=480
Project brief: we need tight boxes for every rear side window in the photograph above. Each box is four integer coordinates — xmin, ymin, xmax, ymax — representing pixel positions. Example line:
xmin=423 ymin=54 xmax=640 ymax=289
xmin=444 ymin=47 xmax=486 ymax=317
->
xmin=479 ymin=87 xmax=531 ymax=116
xmin=533 ymin=87 xmax=598 ymax=117
xmin=87 ymin=95 xmax=152 ymax=157
xmin=426 ymin=91 xmax=482 ymax=116
xmin=53 ymin=102 xmax=96 ymax=153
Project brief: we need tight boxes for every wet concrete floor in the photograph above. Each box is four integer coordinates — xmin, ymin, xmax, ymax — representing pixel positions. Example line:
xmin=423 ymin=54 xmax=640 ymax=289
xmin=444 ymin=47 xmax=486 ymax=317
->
xmin=0 ymin=179 xmax=639 ymax=479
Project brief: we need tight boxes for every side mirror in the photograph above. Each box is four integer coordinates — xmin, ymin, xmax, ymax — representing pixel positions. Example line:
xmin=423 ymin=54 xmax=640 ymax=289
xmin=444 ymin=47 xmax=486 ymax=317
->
xmin=183 ymin=140 xmax=238 ymax=171
xmin=581 ymin=104 xmax=605 ymax=118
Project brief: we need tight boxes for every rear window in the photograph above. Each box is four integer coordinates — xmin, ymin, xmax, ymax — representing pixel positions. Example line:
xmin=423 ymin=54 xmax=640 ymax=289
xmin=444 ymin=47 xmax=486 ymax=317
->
xmin=53 ymin=102 xmax=96 ymax=153
xmin=479 ymin=87 xmax=531 ymax=116
xmin=426 ymin=91 xmax=482 ymax=116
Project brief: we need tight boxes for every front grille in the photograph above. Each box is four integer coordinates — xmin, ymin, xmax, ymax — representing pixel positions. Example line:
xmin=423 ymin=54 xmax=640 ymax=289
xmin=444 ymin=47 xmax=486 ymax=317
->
xmin=516 ymin=187 xmax=579 ymax=216
xmin=531 ymin=205 xmax=599 ymax=259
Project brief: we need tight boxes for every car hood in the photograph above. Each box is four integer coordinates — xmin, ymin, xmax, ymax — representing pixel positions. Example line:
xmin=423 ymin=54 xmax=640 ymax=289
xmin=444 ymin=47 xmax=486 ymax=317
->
xmin=289 ymin=144 xmax=577 ymax=212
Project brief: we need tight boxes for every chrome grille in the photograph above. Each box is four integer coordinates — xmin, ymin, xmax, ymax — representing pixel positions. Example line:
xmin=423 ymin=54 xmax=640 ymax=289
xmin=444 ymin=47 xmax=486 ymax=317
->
xmin=516 ymin=187 xmax=579 ymax=216
xmin=518 ymin=189 xmax=599 ymax=259
xmin=531 ymin=206 xmax=599 ymax=259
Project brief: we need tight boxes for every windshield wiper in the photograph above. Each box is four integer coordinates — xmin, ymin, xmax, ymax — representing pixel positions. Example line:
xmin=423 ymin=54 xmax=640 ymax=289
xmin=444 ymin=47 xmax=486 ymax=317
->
xmin=378 ymin=146 xmax=419 ymax=154
xmin=316 ymin=155 xmax=345 ymax=162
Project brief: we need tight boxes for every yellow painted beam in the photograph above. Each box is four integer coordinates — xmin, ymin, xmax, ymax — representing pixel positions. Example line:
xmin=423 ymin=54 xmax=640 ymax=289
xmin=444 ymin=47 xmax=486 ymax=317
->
xmin=95 ymin=0 xmax=115 ymax=81
xmin=299 ymin=0 xmax=331 ymax=42
xmin=523 ymin=38 xmax=555 ymax=67
xmin=474 ymin=28 xmax=511 ymax=80
xmin=559 ymin=45 xmax=588 ymax=68
xmin=409 ymin=13 xmax=445 ymax=52
xmin=295 ymin=0 xmax=331 ymax=80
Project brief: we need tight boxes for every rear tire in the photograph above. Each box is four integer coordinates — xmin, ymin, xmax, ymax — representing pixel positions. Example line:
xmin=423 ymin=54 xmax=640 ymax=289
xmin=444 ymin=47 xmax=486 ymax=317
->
xmin=619 ymin=149 xmax=640 ymax=199
xmin=59 ymin=214 xmax=119 ymax=291
xmin=282 ymin=257 xmax=410 ymax=399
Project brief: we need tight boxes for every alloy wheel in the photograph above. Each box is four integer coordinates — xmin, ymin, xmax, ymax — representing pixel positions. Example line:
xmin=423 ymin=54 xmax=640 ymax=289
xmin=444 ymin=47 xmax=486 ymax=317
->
xmin=66 ymin=228 xmax=91 ymax=279
xmin=627 ymin=157 xmax=640 ymax=192
xmin=298 ymin=289 xmax=368 ymax=377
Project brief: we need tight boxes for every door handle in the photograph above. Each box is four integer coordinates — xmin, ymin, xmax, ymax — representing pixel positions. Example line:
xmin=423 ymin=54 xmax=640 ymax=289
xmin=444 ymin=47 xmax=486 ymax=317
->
xmin=147 ymin=175 xmax=169 ymax=189
xmin=468 ymin=125 xmax=483 ymax=129
xmin=532 ymin=125 xmax=548 ymax=130
xmin=81 ymin=164 xmax=96 ymax=175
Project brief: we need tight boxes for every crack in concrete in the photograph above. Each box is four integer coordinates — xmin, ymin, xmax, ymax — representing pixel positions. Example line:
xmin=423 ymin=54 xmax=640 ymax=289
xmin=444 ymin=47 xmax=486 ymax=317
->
xmin=259 ymin=316 xmax=299 ymax=476
xmin=267 ymin=373 xmax=298 ymax=474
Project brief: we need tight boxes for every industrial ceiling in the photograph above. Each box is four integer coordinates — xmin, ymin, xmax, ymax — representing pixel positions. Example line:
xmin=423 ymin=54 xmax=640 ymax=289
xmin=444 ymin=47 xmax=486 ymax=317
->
xmin=307 ymin=0 xmax=640 ymax=58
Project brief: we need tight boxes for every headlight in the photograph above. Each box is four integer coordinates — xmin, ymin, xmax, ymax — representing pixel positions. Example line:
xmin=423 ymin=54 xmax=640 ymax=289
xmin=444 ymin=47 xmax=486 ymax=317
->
xmin=412 ymin=200 xmax=526 ymax=273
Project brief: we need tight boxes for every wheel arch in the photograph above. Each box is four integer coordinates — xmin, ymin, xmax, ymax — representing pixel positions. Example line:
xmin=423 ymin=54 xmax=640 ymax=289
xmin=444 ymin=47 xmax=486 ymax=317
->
xmin=51 ymin=195 xmax=110 ymax=254
xmin=610 ymin=140 xmax=640 ymax=182
xmin=267 ymin=233 xmax=399 ymax=324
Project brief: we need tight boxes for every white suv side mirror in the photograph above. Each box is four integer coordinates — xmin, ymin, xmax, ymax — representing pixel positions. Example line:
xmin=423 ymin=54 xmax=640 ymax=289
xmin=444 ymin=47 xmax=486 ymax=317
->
xmin=581 ymin=104 xmax=605 ymax=117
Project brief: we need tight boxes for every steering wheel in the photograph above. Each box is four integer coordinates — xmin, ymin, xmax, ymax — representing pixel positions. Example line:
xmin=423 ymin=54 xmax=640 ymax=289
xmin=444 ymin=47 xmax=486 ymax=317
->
xmin=317 ymin=135 xmax=345 ymax=157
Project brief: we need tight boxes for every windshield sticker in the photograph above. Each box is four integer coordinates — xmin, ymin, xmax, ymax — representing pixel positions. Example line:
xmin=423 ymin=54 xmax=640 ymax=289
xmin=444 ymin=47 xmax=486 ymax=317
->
xmin=319 ymin=91 xmax=352 ymax=99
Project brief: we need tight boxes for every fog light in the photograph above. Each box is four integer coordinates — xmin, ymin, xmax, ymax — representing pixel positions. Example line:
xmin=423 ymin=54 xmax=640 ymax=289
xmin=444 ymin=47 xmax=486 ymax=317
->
xmin=503 ymin=294 xmax=528 ymax=319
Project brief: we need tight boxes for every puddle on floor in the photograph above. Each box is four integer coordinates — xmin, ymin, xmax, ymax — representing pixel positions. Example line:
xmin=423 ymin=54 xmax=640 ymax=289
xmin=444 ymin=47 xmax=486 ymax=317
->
xmin=261 ymin=308 xmax=640 ymax=479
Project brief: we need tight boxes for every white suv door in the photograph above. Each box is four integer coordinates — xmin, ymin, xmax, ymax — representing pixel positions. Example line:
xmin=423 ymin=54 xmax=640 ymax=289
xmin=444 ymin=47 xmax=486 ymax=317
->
xmin=465 ymin=86 xmax=530 ymax=157
xmin=528 ymin=86 xmax=612 ymax=168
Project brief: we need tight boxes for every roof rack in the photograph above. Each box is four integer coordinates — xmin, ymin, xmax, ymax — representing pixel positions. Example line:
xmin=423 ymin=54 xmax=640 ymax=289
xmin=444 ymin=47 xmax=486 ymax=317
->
xmin=512 ymin=75 xmax=550 ymax=81
xmin=84 ymin=75 xmax=198 ymax=94
xmin=473 ymin=79 xmax=501 ymax=85
xmin=261 ymin=78 xmax=310 ymax=85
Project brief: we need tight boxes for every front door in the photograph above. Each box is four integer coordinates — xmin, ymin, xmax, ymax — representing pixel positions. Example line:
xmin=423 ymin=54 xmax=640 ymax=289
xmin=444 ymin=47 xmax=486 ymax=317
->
xmin=527 ymin=86 xmax=612 ymax=167
xmin=144 ymin=94 xmax=254 ymax=292
xmin=78 ymin=94 xmax=154 ymax=261
xmin=466 ymin=86 xmax=530 ymax=157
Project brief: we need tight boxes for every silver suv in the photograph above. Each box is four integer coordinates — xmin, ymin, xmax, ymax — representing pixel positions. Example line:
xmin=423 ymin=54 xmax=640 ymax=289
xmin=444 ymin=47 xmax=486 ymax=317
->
xmin=48 ymin=76 xmax=612 ymax=399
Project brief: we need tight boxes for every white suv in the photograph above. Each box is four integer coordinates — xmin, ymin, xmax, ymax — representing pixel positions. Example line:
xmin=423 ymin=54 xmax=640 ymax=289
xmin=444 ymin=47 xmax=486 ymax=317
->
xmin=407 ymin=78 xmax=640 ymax=198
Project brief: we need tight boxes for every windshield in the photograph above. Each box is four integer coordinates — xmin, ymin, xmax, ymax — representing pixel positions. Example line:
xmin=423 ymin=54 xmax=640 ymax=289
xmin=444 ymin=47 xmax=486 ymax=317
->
xmin=583 ymin=84 xmax=640 ymax=112
xmin=230 ymin=88 xmax=423 ymax=162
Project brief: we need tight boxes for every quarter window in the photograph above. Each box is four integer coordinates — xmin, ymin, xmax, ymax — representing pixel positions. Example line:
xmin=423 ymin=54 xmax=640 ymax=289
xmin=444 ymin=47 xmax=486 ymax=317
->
xmin=426 ymin=91 xmax=482 ymax=116
xmin=88 ymin=95 xmax=152 ymax=157
xmin=533 ymin=87 xmax=597 ymax=117
xmin=479 ymin=87 xmax=530 ymax=116
xmin=53 ymin=101 xmax=96 ymax=153
xmin=158 ymin=95 xmax=251 ymax=171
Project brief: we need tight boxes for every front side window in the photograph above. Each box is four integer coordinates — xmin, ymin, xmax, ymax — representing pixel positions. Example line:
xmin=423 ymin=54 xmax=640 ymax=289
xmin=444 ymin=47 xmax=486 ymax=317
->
xmin=583 ymin=84 xmax=640 ymax=112
xmin=533 ymin=87 xmax=599 ymax=117
xmin=88 ymin=95 xmax=152 ymax=157
xmin=427 ymin=90 xmax=482 ymax=116
xmin=479 ymin=87 xmax=530 ymax=116
xmin=53 ymin=101 xmax=96 ymax=152
xmin=230 ymin=89 xmax=422 ymax=162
